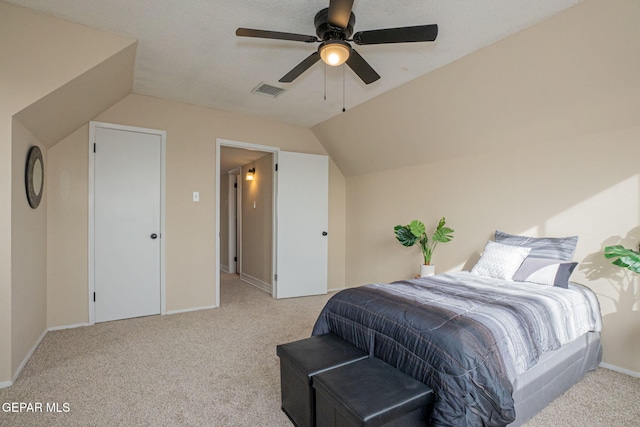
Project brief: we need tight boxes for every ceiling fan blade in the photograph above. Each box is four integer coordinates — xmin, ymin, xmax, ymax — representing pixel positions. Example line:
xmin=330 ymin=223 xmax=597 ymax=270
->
xmin=353 ymin=24 xmax=438 ymax=45
xmin=279 ymin=52 xmax=321 ymax=83
xmin=346 ymin=49 xmax=380 ymax=85
xmin=328 ymin=0 xmax=354 ymax=29
xmin=236 ymin=28 xmax=318 ymax=43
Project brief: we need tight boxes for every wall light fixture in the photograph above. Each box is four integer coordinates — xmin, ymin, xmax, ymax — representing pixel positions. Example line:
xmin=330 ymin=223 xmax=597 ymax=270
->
xmin=246 ymin=167 xmax=255 ymax=181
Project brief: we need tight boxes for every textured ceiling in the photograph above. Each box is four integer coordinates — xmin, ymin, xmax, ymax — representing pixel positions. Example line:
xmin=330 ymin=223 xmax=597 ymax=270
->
xmin=8 ymin=0 xmax=581 ymax=128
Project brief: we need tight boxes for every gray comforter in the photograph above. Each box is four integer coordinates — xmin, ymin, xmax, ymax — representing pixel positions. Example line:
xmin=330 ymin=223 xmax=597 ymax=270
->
xmin=312 ymin=272 xmax=602 ymax=427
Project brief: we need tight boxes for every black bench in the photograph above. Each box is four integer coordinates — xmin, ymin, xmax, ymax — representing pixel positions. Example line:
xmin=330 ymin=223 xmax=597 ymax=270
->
xmin=313 ymin=357 xmax=434 ymax=427
xmin=277 ymin=333 xmax=368 ymax=427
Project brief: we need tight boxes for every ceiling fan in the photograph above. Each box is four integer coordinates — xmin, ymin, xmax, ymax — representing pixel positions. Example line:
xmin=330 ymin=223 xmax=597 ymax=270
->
xmin=236 ymin=0 xmax=438 ymax=85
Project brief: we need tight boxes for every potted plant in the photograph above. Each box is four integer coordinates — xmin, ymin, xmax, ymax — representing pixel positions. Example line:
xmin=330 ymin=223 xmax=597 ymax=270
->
xmin=604 ymin=244 xmax=640 ymax=273
xmin=394 ymin=216 xmax=454 ymax=277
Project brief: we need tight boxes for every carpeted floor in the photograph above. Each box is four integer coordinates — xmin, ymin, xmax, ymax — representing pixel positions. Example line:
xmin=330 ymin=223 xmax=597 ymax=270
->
xmin=0 ymin=274 xmax=638 ymax=426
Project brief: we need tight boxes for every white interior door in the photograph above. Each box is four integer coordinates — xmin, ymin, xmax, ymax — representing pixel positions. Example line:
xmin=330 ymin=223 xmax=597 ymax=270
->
xmin=93 ymin=125 xmax=162 ymax=322
xmin=276 ymin=151 xmax=328 ymax=298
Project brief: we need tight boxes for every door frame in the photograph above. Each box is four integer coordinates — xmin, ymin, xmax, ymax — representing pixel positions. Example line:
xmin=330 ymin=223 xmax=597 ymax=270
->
xmin=88 ymin=121 xmax=167 ymax=325
xmin=216 ymin=138 xmax=279 ymax=305
xmin=226 ymin=168 xmax=240 ymax=275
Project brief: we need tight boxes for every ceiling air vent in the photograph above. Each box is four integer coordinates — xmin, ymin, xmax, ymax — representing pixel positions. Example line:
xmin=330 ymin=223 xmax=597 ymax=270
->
xmin=252 ymin=82 xmax=286 ymax=98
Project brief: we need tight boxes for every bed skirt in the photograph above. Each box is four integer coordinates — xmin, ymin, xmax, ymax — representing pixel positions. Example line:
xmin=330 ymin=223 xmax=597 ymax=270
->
xmin=510 ymin=331 xmax=602 ymax=426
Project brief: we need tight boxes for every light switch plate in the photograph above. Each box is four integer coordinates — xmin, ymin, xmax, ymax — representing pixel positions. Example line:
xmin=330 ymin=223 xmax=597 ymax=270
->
xmin=193 ymin=192 xmax=199 ymax=202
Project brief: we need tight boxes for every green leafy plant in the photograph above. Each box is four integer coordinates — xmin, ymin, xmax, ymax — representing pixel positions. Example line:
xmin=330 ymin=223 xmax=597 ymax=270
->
xmin=604 ymin=244 xmax=640 ymax=273
xmin=394 ymin=217 xmax=454 ymax=265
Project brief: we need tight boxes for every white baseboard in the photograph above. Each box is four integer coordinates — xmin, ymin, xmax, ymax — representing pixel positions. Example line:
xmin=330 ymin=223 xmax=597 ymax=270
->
xmin=6 ymin=322 xmax=93 ymax=387
xmin=165 ymin=304 xmax=218 ymax=315
xmin=12 ymin=328 xmax=48 ymax=384
xmin=240 ymin=273 xmax=272 ymax=294
xmin=328 ymin=286 xmax=346 ymax=293
xmin=600 ymin=362 xmax=640 ymax=378
xmin=48 ymin=322 xmax=90 ymax=331
xmin=220 ymin=264 xmax=230 ymax=273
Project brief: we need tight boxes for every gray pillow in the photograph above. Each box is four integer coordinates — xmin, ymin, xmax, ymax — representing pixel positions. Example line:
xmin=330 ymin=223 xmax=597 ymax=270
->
xmin=495 ymin=230 xmax=578 ymax=261
xmin=512 ymin=257 xmax=578 ymax=288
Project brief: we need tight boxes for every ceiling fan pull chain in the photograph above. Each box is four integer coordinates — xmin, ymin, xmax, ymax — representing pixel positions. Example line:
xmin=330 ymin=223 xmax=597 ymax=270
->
xmin=324 ymin=63 xmax=327 ymax=101
xmin=342 ymin=65 xmax=346 ymax=112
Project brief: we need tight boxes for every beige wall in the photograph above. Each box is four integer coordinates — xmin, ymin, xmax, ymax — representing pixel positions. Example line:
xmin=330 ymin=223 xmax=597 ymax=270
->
xmin=0 ymin=1 xmax=135 ymax=384
xmin=316 ymin=0 xmax=640 ymax=373
xmin=0 ymin=116 xmax=11 ymax=384
xmin=46 ymin=93 xmax=346 ymax=323
xmin=14 ymin=43 xmax=136 ymax=149
xmin=46 ymin=125 xmax=89 ymax=327
xmin=0 ymin=2 xmax=134 ymax=115
xmin=11 ymin=119 xmax=47 ymax=375
xmin=327 ymin=159 xmax=346 ymax=291
xmin=345 ymin=127 xmax=639 ymax=280
xmin=241 ymin=155 xmax=273 ymax=287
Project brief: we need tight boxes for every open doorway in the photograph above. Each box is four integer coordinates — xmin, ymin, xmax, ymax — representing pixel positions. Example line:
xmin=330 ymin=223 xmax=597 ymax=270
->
xmin=217 ymin=140 xmax=278 ymax=305
xmin=216 ymin=138 xmax=330 ymax=307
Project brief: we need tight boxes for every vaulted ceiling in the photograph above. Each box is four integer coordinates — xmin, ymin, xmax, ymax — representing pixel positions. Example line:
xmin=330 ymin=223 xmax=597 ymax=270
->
xmin=7 ymin=0 xmax=581 ymax=128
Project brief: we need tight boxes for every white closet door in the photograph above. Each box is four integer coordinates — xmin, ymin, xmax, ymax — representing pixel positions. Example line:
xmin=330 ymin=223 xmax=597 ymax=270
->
xmin=94 ymin=126 xmax=162 ymax=322
xmin=276 ymin=151 xmax=328 ymax=298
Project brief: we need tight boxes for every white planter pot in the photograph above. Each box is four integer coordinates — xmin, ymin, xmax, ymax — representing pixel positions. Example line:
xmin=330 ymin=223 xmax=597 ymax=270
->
xmin=420 ymin=264 xmax=435 ymax=277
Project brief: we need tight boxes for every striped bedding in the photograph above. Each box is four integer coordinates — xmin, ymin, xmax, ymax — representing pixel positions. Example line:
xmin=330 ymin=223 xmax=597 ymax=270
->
xmin=312 ymin=271 xmax=602 ymax=427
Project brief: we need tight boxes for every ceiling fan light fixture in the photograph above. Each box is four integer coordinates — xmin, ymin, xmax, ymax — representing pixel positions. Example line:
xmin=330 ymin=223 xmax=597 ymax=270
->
xmin=319 ymin=41 xmax=351 ymax=66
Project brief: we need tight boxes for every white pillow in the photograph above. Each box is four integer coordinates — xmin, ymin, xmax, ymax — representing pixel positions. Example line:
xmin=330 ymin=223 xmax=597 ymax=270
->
xmin=471 ymin=241 xmax=531 ymax=280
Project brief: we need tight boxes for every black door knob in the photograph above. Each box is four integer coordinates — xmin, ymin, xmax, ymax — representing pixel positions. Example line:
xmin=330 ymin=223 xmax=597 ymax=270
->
xmin=322 ymin=231 xmax=328 ymax=236
xmin=150 ymin=233 xmax=158 ymax=239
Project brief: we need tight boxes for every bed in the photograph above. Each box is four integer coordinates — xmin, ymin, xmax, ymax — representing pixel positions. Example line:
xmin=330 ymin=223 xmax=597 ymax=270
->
xmin=311 ymin=232 xmax=603 ymax=427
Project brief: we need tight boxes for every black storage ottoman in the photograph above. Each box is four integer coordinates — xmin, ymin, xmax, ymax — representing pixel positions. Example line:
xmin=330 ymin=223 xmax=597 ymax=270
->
xmin=277 ymin=333 xmax=368 ymax=427
xmin=313 ymin=357 xmax=433 ymax=427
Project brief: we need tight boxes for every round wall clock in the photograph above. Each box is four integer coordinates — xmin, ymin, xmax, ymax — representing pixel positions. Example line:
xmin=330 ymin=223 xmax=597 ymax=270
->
xmin=25 ymin=145 xmax=44 ymax=209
